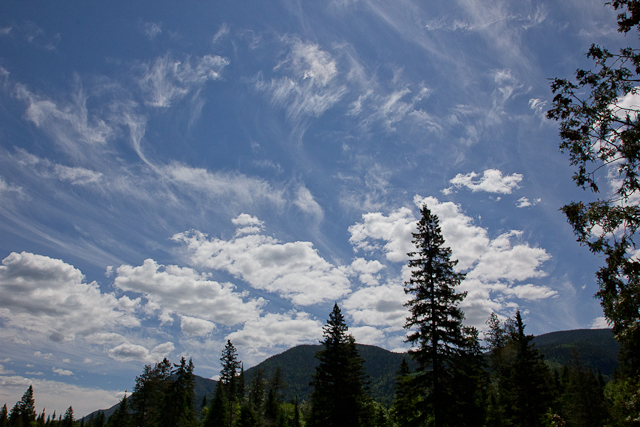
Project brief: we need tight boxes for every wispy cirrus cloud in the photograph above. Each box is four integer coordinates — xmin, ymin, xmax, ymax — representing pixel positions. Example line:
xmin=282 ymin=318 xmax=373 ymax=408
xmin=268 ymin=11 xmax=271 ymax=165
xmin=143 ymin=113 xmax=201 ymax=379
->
xmin=254 ymin=37 xmax=347 ymax=122
xmin=137 ymin=53 xmax=229 ymax=108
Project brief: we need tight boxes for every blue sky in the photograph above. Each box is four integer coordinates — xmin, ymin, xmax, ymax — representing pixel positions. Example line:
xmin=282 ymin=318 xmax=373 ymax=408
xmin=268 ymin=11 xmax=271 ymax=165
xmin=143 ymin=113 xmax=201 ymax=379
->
xmin=0 ymin=0 xmax=635 ymax=417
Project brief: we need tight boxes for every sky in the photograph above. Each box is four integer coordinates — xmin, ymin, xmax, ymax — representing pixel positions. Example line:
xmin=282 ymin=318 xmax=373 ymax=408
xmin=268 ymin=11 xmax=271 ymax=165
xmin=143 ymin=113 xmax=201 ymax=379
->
xmin=0 ymin=0 xmax=637 ymax=418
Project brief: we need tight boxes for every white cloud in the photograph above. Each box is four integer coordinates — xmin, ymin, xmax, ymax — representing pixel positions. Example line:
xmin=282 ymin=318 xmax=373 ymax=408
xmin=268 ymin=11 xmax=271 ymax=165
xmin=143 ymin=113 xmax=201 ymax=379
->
xmin=0 ymin=177 xmax=22 ymax=198
xmin=180 ymin=316 xmax=215 ymax=336
xmin=14 ymin=83 xmax=117 ymax=156
xmin=107 ymin=341 xmax=174 ymax=363
xmin=516 ymin=197 xmax=540 ymax=208
xmin=139 ymin=53 xmax=229 ymax=108
xmin=226 ymin=311 xmax=323 ymax=363
xmin=174 ymin=227 xmax=353 ymax=306
xmin=347 ymin=196 xmax=554 ymax=329
xmin=115 ymin=259 xmax=263 ymax=326
xmin=212 ymin=23 xmax=230 ymax=44
xmin=52 ymin=367 xmax=74 ymax=376
xmin=143 ymin=22 xmax=162 ymax=39
xmin=54 ymin=164 xmax=102 ymax=185
xmin=342 ymin=282 xmax=407 ymax=330
xmin=348 ymin=207 xmax=416 ymax=262
xmin=590 ymin=316 xmax=610 ymax=329
xmin=255 ymin=37 xmax=346 ymax=121
xmin=294 ymin=186 xmax=324 ymax=221
xmin=164 ymin=163 xmax=286 ymax=209
xmin=0 ymin=252 xmax=139 ymax=342
xmin=449 ymin=169 xmax=523 ymax=194
xmin=349 ymin=258 xmax=386 ymax=286
xmin=33 ymin=351 xmax=53 ymax=359
xmin=349 ymin=326 xmax=386 ymax=345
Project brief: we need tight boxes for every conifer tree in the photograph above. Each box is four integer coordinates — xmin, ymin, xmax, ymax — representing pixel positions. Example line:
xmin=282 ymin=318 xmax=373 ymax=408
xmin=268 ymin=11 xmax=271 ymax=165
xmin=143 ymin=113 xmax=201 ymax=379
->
xmin=107 ymin=393 xmax=131 ymax=427
xmin=131 ymin=358 xmax=171 ymax=427
xmin=308 ymin=303 xmax=368 ymax=427
xmin=391 ymin=358 xmax=421 ymax=427
xmin=501 ymin=311 xmax=551 ymax=427
xmin=161 ymin=357 xmax=197 ymax=427
xmin=19 ymin=385 xmax=37 ymax=427
xmin=220 ymin=341 xmax=241 ymax=427
xmin=0 ymin=404 xmax=8 ymax=427
xmin=61 ymin=407 xmax=73 ymax=427
xmin=203 ymin=383 xmax=228 ymax=427
xmin=403 ymin=205 xmax=468 ymax=427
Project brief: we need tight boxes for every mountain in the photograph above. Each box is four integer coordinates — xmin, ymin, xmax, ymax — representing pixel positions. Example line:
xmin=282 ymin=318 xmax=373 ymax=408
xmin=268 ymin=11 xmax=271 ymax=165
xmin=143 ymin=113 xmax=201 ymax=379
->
xmin=532 ymin=328 xmax=619 ymax=378
xmin=244 ymin=344 xmax=408 ymax=407
xmin=85 ymin=328 xmax=619 ymax=420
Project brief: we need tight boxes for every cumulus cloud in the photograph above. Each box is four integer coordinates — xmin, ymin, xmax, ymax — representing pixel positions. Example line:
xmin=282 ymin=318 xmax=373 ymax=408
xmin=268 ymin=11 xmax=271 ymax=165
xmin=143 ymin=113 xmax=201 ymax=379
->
xmin=516 ymin=197 xmax=540 ymax=208
xmin=254 ymin=37 xmax=346 ymax=121
xmin=0 ymin=252 xmax=139 ymax=342
xmin=107 ymin=341 xmax=174 ymax=362
xmin=590 ymin=316 xmax=610 ymax=329
xmin=173 ymin=218 xmax=352 ymax=305
xmin=115 ymin=259 xmax=263 ymax=326
xmin=52 ymin=367 xmax=74 ymax=376
xmin=348 ymin=207 xmax=416 ymax=262
xmin=349 ymin=258 xmax=386 ymax=286
xmin=138 ymin=53 xmax=229 ymax=108
xmin=180 ymin=316 xmax=215 ymax=336
xmin=342 ymin=282 xmax=407 ymax=331
xmin=347 ymin=196 xmax=554 ymax=329
xmin=449 ymin=169 xmax=523 ymax=194
xmin=226 ymin=311 xmax=323 ymax=363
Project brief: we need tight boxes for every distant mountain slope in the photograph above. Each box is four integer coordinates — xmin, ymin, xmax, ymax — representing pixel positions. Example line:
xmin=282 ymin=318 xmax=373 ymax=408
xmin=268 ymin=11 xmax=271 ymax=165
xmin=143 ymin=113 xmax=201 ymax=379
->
xmin=532 ymin=328 xmax=619 ymax=377
xmin=244 ymin=344 xmax=407 ymax=406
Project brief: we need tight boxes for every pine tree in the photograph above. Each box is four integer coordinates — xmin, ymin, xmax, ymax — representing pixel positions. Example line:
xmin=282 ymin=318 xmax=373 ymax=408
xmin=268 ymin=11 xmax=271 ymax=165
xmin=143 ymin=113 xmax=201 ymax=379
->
xmin=403 ymin=205 xmax=468 ymax=427
xmin=131 ymin=358 xmax=172 ymax=427
xmin=308 ymin=303 xmax=368 ymax=427
xmin=501 ymin=311 xmax=551 ymax=427
xmin=203 ymin=383 xmax=228 ymax=427
xmin=19 ymin=385 xmax=37 ymax=427
xmin=219 ymin=341 xmax=241 ymax=427
xmin=9 ymin=402 xmax=22 ymax=427
xmin=107 ymin=393 xmax=131 ymax=427
xmin=161 ymin=357 xmax=197 ymax=427
xmin=62 ymin=407 xmax=73 ymax=427
xmin=0 ymin=404 xmax=8 ymax=427
xmin=391 ymin=358 xmax=421 ymax=427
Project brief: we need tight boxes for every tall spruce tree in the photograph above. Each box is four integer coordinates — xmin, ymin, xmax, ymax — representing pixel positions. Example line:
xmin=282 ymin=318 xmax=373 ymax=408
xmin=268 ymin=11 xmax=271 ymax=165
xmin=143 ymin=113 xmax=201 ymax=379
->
xmin=161 ymin=357 xmax=197 ymax=427
xmin=131 ymin=358 xmax=172 ymax=427
xmin=501 ymin=311 xmax=551 ymax=427
xmin=220 ymin=340 xmax=241 ymax=427
xmin=308 ymin=303 xmax=368 ymax=427
xmin=403 ymin=205 xmax=468 ymax=427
